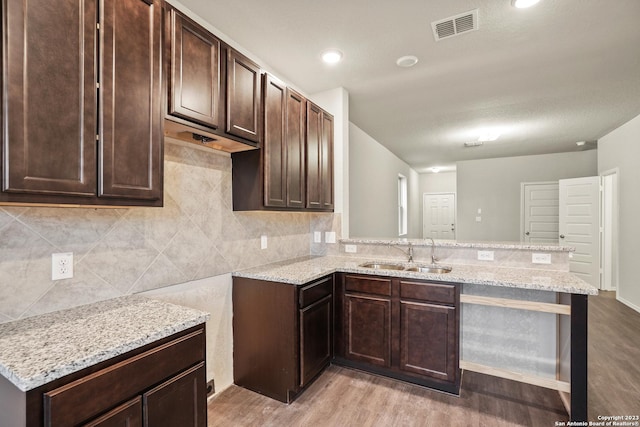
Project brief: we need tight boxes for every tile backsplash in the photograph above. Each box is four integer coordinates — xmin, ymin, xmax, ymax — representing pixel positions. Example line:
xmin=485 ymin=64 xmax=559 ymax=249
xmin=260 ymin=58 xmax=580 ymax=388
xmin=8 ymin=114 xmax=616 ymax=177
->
xmin=0 ymin=139 xmax=339 ymax=323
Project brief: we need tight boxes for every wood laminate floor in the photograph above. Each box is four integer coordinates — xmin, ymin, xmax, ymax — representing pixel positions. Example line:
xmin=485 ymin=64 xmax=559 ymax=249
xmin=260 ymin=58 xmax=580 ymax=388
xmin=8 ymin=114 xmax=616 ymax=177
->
xmin=207 ymin=291 xmax=640 ymax=426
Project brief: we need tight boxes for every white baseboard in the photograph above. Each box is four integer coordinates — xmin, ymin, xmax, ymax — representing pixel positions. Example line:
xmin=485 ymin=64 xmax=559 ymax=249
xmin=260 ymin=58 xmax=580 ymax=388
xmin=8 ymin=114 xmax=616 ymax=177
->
xmin=617 ymin=295 xmax=640 ymax=314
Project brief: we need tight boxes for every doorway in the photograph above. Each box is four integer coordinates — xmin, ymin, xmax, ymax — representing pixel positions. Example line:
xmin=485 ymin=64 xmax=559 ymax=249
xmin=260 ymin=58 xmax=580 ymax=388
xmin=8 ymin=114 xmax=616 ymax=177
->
xmin=423 ymin=193 xmax=456 ymax=239
xmin=601 ymin=169 xmax=619 ymax=291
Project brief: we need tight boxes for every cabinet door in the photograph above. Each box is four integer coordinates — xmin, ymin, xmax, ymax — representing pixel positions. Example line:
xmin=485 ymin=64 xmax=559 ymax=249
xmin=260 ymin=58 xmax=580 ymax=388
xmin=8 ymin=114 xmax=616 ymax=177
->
xmin=285 ymin=88 xmax=306 ymax=208
xmin=2 ymin=0 xmax=97 ymax=197
xmin=344 ymin=294 xmax=391 ymax=367
xmin=168 ymin=9 xmax=221 ymax=129
xmin=262 ymin=74 xmax=286 ymax=207
xmin=306 ymin=103 xmax=333 ymax=210
xmin=144 ymin=362 xmax=206 ymax=427
xmin=99 ymin=0 xmax=163 ymax=201
xmin=400 ymin=301 xmax=457 ymax=382
xmin=83 ymin=397 xmax=142 ymax=427
xmin=300 ymin=295 xmax=332 ymax=387
xmin=320 ymin=112 xmax=334 ymax=210
xmin=226 ymin=49 xmax=261 ymax=143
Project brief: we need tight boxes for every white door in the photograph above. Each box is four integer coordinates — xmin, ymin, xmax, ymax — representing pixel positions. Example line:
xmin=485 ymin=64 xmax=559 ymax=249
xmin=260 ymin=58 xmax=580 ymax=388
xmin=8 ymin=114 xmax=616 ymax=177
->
xmin=559 ymin=177 xmax=601 ymax=289
xmin=423 ymin=193 xmax=456 ymax=239
xmin=521 ymin=182 xmax=559 ymax=243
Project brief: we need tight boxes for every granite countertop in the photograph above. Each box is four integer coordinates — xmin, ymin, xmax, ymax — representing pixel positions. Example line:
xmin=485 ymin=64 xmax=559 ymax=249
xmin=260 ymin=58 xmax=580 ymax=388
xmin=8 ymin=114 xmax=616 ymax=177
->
xmin=233 ymin=255 xmax=598 ymax=295
xmin=339 ymin=238 xmax=575 ymax=252
xmin=0 ymin=295 xmax=209 ymax=392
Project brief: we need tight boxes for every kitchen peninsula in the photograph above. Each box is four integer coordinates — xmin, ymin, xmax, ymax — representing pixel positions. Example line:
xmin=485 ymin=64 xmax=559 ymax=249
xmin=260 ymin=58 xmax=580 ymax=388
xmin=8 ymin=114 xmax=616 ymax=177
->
xmin=232 ymin=239 xmax=596 ymax=422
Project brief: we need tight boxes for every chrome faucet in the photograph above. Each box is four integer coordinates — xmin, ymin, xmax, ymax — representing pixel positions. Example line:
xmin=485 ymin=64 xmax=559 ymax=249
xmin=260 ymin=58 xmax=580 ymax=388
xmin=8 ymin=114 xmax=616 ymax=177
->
xmin=390 ymin=242 xmax=413 ymax=263
xmin=426 ymin=237 xmax=438 ymax=264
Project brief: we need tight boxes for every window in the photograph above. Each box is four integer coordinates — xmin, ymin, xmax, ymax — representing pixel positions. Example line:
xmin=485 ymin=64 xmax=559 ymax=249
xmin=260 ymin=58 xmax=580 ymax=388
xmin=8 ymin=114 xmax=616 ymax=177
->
xmin=398 ymin=174 xmax=408 ymax=236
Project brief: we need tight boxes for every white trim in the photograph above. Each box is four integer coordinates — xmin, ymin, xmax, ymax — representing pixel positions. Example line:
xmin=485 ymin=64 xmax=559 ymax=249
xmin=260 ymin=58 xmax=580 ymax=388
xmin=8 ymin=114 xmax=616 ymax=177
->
xmin=600 ymin=168 xmax=620 ymax=292
xmin=617 ymin=295 xmax=640 ymax=315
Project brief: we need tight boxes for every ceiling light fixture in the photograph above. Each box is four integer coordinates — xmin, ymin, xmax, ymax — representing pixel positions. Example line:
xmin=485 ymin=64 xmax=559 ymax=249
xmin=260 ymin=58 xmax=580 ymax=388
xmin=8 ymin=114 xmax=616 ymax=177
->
xmin=321 ymin=49 xmax=343 ymax=64
xmin=511 ymin=0 xmax=541 ymax=8
xmin=464 ymin=141 xmax=484 ymax=147
xmin=396 ymin=55 xmax=419 ymax=68
xmin=431 ymin=167 xmax=441 ymax=173
xmin=576 ymin=141 xmax=586 ymax=146
xmin=478 ymin=131 xmax=501 ymax=142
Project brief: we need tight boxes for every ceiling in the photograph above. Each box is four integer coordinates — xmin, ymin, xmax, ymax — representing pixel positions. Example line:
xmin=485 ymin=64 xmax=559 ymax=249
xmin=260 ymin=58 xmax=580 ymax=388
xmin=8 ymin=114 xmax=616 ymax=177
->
xmin=177 ymin=0 xmax=640 ymax=172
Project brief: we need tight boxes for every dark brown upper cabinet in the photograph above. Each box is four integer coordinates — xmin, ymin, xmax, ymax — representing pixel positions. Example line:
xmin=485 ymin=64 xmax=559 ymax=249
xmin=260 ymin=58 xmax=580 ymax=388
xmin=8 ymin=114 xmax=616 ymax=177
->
xmin=226 ymin=49 xmax=262 ymax=143
xmin=306 ymin=102 xmax=334 ymax=210
xmin=261 ymin=74 xmax=307 ymax=209
xmin=1 ymin=0 xmax=163 ymax=207
xmin=164 ymin=6 xmax=260 ymax=152
xmin=168 ymin=8 xmax=221 ymax=129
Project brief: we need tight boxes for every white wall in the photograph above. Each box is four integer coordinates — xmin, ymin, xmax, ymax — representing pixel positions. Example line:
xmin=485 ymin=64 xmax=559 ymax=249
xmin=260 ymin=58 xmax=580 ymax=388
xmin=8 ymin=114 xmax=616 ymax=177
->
xmin=598 ymin=113 xmax=640 ymax=312
xmin=349 ymin=123 xmax=420 ymax=238
xmin=456 ymin=151 xmax=598 ymax=241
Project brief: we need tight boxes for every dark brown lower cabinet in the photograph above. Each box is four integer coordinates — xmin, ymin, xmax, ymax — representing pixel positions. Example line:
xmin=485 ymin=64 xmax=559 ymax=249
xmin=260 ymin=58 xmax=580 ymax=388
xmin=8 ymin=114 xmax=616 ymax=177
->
xmin=233 ymin=275 xmax=333 ymax=403
xmin=15 ymin=325 xmax=207 ymax=427
xmin=335 ymin=274 xmax=460 ymax=394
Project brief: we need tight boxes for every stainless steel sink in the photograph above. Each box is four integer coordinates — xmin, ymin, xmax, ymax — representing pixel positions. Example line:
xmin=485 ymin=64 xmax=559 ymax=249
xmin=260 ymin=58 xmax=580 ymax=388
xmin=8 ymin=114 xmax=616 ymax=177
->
xmin=359 ymin=262 xmax=406 ymax=270
xmin=358 ymin=262 xmax=452 ymax=274
xmin=405 ymin=265 xmax=452 ymax=274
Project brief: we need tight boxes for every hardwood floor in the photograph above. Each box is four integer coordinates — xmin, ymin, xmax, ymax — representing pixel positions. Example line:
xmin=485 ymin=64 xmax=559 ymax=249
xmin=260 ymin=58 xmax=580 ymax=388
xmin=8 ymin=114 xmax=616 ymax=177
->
xmin=208 ymin=291 xmax=640 ymax=426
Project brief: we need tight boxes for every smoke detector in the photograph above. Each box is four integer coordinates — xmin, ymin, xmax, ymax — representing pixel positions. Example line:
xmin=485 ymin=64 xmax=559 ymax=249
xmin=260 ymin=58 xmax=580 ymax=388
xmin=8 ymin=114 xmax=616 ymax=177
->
xmin=432 ymin=9 xmax=479 ymax=41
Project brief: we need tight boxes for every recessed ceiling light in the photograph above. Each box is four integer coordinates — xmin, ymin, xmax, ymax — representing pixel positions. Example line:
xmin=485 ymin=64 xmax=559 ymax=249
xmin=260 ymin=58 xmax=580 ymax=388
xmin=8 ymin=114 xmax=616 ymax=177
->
xmin=321 ymin=49 xmax=343 ymax=64
xmin=512 ymin=0 xmax=541 ymax=8
xmin=396 ymin=55 xmax=419 ymax=68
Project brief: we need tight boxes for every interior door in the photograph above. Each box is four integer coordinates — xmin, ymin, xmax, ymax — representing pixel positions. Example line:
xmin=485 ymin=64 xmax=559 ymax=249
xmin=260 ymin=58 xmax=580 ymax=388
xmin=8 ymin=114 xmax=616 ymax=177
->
xmin=521 ymin=182 xmax=559 ymax=243
xmin=423 ymin=193 xmax=456 ymax=239
xmin=559 ymin=177 xmax=601 ymax=289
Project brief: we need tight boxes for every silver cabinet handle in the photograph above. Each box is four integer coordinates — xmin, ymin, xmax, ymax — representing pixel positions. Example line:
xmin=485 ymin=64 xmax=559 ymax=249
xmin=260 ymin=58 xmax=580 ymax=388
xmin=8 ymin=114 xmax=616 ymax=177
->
xmin=525 ymin=231 xmax=530 ymax=236
xmin=560 ymin=234 xmax=565 ymax=239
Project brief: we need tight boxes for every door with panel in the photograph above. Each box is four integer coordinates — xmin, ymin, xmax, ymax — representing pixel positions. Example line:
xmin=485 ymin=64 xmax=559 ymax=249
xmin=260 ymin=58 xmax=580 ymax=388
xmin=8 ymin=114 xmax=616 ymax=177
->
xmin=262 ymin=74 xmax=287 ymax=207
xmin=559 ymin=176 xmax=601 ymax=288
xmin=521 ymin=182 xmax=559 ymax=243
xmin=422 ymin=193 xmax=456 ymax=239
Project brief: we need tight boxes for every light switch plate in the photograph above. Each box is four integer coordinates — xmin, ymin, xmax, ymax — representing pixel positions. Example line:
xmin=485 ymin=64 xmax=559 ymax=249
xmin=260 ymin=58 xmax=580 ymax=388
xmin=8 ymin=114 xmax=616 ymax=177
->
xmin=477 ymin=250 xmax=494 ymax=261
xmin=345 ymin=244 xmax=357 ymax=253
xmin=475 ymin=216 xmax=482 ymax=222
xmin=313 ymin=231 xmax=322 ymax=243
xmin=260 ymin=235 xmax=268 ymax=250
xmin=532 ymin=253 xmax=551 ymax=264
xmin=325 ymin=231 xmax=336 ymax=244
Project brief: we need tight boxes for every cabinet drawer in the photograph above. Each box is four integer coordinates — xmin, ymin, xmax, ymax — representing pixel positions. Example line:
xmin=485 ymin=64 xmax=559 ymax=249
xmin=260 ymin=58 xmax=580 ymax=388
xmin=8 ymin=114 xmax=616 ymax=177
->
xmin=399 ymin=281 xmax=456 ymax=305
xmin=44 ymin=327 xmax=205 ymax=426
xmin=345 ymin=275 xmax=392 ymax=297
xmin=299 ymin=276 xmax=332 ymax=308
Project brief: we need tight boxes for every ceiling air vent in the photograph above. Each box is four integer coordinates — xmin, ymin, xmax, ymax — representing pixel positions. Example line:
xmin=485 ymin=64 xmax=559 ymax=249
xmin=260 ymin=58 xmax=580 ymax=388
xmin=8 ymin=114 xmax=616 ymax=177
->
xmin=432 ymin=9 xmax=478 ymax=41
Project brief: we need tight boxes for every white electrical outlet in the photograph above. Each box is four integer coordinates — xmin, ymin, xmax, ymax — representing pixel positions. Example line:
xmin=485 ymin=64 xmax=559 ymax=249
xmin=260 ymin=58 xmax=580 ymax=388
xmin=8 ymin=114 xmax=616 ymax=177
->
xmin=325 ymin=231 xmax=336 ymax=244
xmin=260 ymin=235 xmax=268 ymax=250
xmin=345 ymin=244 xmax=357 ymax=253
xmin=52 ymin=252 xmax=73 ymax=280
xmin=477 ymin=250 xmax=494 ymax=261
xmin=313 ymin=231 xmax=322 ymax=243
xmin=532 ymin=253 xmax=551 ymax=264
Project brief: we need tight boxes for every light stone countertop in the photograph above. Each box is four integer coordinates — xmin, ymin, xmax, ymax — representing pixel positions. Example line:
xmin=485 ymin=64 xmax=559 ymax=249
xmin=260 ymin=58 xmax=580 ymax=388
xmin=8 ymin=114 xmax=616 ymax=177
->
xmin=339 ymin=238 xmax=575 ymax=252
xmin=232 ymin=255 xmax=598 ymax=295
xmin=0 ymin=295 xmax=209 ymax=392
